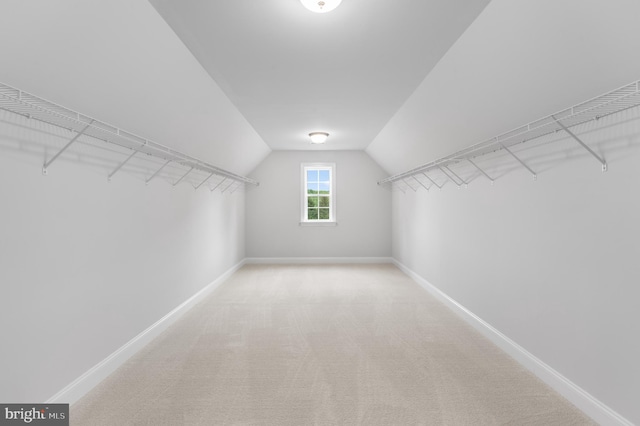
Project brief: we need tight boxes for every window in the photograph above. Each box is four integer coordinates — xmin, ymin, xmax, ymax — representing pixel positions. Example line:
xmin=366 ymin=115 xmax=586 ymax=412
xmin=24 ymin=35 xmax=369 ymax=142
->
xmin=301 ymin=163 xmax=336 ymax=224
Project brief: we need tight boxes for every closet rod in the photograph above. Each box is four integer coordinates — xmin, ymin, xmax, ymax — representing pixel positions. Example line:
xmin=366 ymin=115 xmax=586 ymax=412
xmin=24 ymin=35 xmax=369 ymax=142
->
xmin=379 ymin=79 xmax=640 ymax=186
xmin=0 ymin=81 xmax=259 ymax=188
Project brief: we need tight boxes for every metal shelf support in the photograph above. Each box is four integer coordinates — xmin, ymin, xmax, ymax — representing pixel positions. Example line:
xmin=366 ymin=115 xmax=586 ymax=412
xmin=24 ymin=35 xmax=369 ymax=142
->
xmin=468 ymin=159 xmax=494 ymax=184
xmin=552 ymin=114 xmax=607 ymax=172
xmin=195 ymin=172 xmax=215 ymax=190
xmin=173 ymin=167 xmax=194 ymax=187
xmin=230 ymin=182 xmax=243 ymax=194
xmin=444 ymin=165 xmax=468 ymax=187
xmin=501 ymin=144 xmax=537 ymax=181
xmin=108 ymin=148 xmax=139 ymax=181
xmin=413 ymin=176 xmax=429 ymax=191
xmin=210 ymin=177 xmax=227 ymax=192
xmin=42 ymin=121 xmax=94 ymax=175
xmin=438 ymin=166 xmax=462 ymax=188
xmin=422 ymin=172 xmax=443 ymax=189
xmin=402 ymin=178 xmax=417 ymax=192
xmin=221 ymin=179 xmax=235 ymax=193
xmin=146 ymin=160 xmax=171 ymax=185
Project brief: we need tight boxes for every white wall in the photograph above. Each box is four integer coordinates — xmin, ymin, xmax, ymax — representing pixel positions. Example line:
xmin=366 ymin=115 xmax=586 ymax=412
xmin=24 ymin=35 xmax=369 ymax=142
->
xmin=0 ymin=0 xmax=267 ymax=403
xmin=392 ymin=117 xmax=640 ymax=424
xmin=0 ymin=117 xmax=246 ymax=402
xmin=367 ymin=0 xmax=640 ymax=423
xmin=246 ymin=151 xmax=391 ymax=258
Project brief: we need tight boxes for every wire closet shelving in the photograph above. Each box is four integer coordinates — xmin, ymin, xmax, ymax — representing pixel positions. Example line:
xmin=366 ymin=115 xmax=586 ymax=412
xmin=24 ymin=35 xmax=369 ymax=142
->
xmin=0 ymin=81 xmax=259 ymax=192
xmin=378 ymin=80 xmax=640 ymax=191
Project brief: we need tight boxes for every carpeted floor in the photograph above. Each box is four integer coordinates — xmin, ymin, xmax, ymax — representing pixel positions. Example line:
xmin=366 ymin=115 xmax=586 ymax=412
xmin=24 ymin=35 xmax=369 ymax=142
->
xmin=71 ymin=264 xmax=594 ymax=425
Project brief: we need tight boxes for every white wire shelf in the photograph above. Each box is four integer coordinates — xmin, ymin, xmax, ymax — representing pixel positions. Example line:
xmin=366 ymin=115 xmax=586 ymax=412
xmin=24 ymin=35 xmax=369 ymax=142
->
xmin=379 ymin=80 xmax=640 ymax=189
xmin=0 ymin=81 xmax=259 ymax=189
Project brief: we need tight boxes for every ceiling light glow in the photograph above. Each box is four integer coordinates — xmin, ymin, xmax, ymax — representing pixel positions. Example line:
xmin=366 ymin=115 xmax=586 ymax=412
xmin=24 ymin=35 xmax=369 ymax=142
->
xmin=300 ymin=0 xmax=342 ymax=13
xmin=309 ymin=132 xmax=329 ymax=144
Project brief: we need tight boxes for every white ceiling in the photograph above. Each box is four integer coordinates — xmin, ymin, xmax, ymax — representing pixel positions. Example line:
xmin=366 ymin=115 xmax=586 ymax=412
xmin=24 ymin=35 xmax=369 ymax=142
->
xmin=149 ymin=0 xmax=490 ymax=151
xmin=0 ymin=0 xmax=271 ymax=176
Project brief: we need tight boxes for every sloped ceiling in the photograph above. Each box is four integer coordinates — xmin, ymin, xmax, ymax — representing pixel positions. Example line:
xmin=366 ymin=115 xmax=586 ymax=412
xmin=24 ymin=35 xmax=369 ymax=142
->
xmin=4 ymin=1 xmax=637 ymax=179
xmin=0 ymin=0 xmax=270 ymax=176
xmin=367 ymin=0 xmax=640 ymax=175
xmin=149 ymin=0 xmax=490 ymax=151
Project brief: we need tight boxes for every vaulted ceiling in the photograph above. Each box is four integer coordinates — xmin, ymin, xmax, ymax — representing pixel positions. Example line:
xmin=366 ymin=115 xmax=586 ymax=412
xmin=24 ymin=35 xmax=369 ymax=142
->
xmin=3 ymin=1 xmax=639 ymax=178
xmin=149 ymin=0 xmax=490 ymax=151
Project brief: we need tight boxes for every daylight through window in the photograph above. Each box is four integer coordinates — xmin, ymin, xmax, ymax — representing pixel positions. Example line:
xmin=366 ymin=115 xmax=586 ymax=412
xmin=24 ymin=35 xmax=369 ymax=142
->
xmin=302 ymin=164 xmax=335 ymax=223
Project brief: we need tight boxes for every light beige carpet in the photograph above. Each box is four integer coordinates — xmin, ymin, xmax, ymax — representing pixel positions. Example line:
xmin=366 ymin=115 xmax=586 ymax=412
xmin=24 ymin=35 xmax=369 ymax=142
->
xmin=71 ymin=264 xmax=594 ymax=425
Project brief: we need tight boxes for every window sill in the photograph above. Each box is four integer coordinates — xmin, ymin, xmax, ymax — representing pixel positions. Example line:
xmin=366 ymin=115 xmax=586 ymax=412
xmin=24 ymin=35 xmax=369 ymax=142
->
xmin=299 ymin=221 xmax=338 ymax=227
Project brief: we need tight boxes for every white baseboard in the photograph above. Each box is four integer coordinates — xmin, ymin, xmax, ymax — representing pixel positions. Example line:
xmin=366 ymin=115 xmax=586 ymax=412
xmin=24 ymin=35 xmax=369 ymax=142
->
xmin=392 ymin=259 xmax=632 ymax=426
xmin=245 ymin=257 xmax=393 ymax=264
xmin=46 ymin=259 xmax=247 ymax=406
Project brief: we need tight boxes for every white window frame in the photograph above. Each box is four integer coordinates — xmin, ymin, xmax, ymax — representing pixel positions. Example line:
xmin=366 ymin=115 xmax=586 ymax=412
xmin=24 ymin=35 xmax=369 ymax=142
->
xmin=300 ymin=163 xmax=336 ymax=226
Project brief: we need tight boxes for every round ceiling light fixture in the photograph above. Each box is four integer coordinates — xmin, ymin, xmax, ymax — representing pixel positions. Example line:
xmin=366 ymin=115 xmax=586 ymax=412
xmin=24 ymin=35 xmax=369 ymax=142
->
xmin=308 ymin=132 xmax=329 ymax=144
xmin=300 ymin=0 xmax=342 ymax=13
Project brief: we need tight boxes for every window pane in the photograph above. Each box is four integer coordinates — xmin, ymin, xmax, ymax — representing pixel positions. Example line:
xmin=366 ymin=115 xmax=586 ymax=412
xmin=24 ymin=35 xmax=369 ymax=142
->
xmin=307 ymin=182 xmax=319 ymax=193
xmin=302 ymin=164 xmax=334 ymax=223
xmin=319 ymin=182 xmax=330 ymax=193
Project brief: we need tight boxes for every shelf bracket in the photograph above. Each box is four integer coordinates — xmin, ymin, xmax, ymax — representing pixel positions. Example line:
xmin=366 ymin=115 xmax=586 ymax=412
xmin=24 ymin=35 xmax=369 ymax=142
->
xmin=145 ymin=160 xmax=171 ymax=185
xmin=195 ymin=171 xmax=215 ymax=190
xmin=210 ymin=177 xmax=227 ymax=192
xmin=422 ymin=172 xmax=443 ymax=189
xmin=107 ymin=149 xmax=138 ymax=181
xmin=42 ymin=120 xmax=94 ymax=175
xmin=402 ymin=178 xmax=417 ymax=192
xmin=501 ymin=144 xmax=537 ymax=180
xmin=468 ymin=159 xmax=495 ymax=184
xmin=438 ymin=165 xmax=462 ymax=188
xmin=230 ymin=182 xmax=243 ymax=194
xmin=173 ymin=166 xmax=194 ymax=187
xmin=552 ymin=115 xmax=607 ymax=172
xmin=444 ymin=166 xmax=468 ymax=187
xmin=221 ymin=179 xmax=236 ymax=193
xmin=412 ymin=175 xmax=429 ymax=191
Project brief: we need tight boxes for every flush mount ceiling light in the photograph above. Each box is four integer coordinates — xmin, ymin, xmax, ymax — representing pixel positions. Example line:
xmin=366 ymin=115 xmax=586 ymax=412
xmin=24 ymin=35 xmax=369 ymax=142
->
xmin=300 ymin=0 xmax=342 ymax=13
xmin=309 ymin=132 xmax=329 ymax=144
